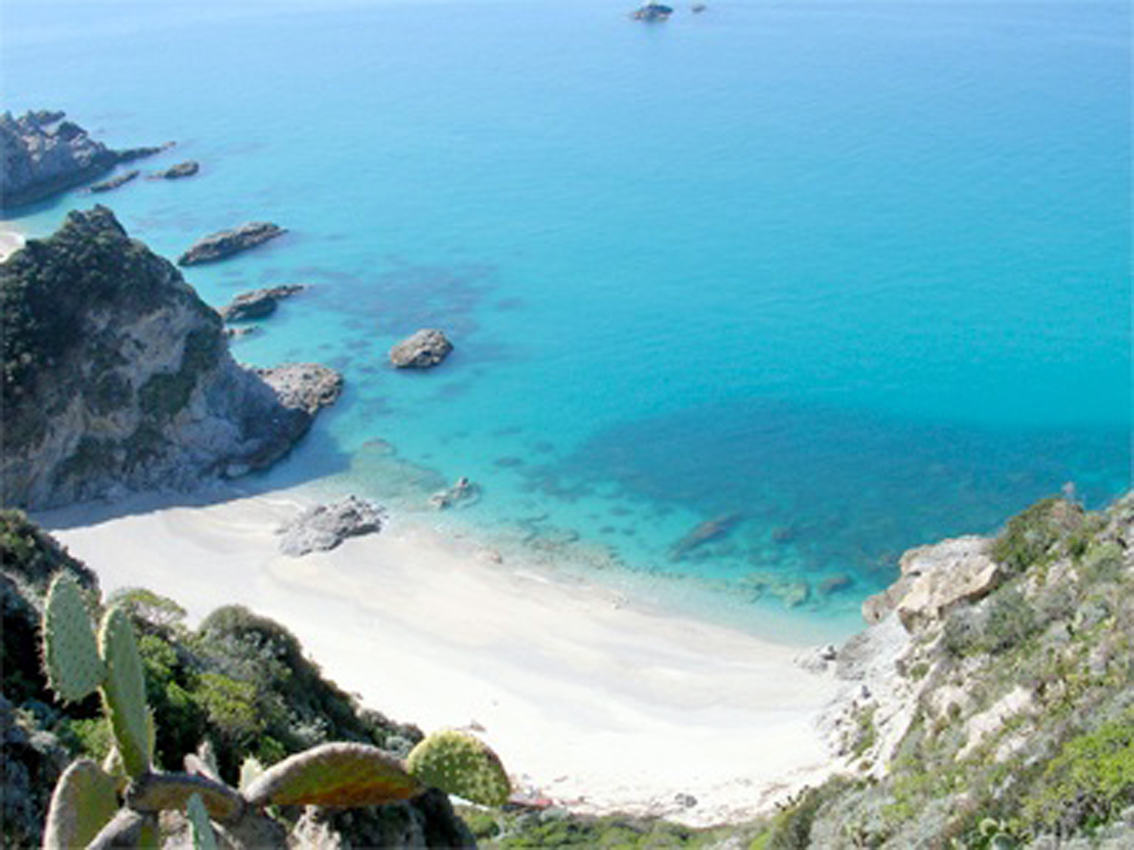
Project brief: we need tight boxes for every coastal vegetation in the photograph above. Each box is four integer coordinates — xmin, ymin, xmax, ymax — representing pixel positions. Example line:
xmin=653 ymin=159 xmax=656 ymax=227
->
xmin=6 ymin=492 xmax=1132 ymax=846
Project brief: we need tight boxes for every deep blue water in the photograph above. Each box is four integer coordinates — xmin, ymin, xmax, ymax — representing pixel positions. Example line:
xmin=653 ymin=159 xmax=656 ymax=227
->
xmin=3 ymin=0 xmax=1130 ymax=639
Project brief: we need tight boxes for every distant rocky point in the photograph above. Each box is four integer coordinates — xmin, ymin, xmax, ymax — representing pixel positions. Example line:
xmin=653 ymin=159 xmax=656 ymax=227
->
xmin=630 ymin=3 xmax=674 ymax=21
xmin=0 ymin=206 xmax=340 ymax=509
xmin=0 ymin=109 xmax=171 ymax=208
xmin=178 ymin=222 xmax=286 ymax=266
xmin=151 ymin=160 xmax=199 ymax=180
xmin=221 ymin=284 xmax=306 ymax=322
xmin=389 ymin=328 xmax=454 ymax=369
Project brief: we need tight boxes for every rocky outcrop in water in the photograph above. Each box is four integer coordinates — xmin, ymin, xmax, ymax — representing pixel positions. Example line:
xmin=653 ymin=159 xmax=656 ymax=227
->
xmin=276 ymin=495 xmax=387 ymax=556
xmin=0 ymin=207 xmax=340 ymax=509
xmin=221 ymin=284 xmax=306 ymax=322
xmin=254 ymin=362 xmax=344 ymax=416
xmin=178 ymin=222 xmax=286 ymax=266
xmin=389 ymin=328 xmax=454 ymax=369
xmin=0 ymin=110 xmax=169 ymax=209
xmin=89 ymin=170 xmax=140 ymax=194
xmin=151 ymin=160 xmax=199 ymax=180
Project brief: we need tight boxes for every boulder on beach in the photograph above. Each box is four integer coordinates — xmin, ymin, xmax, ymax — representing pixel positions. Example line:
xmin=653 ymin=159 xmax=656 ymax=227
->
xmin=178 ymin=222 xmax=286 ymax=266
xmin=221 ymin=284 xmax=306 ymax=322
xmin=389 ymin=328 xmax=454 ymax=369
xmin=276 ymin=495 xmax=388 ymax=556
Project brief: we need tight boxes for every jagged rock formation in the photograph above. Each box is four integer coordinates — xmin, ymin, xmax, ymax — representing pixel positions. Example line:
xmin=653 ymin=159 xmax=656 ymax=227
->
xmin=0 ymin=110 xmax=169 ymax=209
xmin=221 ymin=284 xmax=306 ymax=322
xmin=276 ymin=495 xmax=387 ymax=556
xmin=0 ymin=207 xmax=340 ymax=509
xmin=389 ymin=329 xmax=453 ymax=369
xmin=178 ymin=222 xmax=286 ymax=266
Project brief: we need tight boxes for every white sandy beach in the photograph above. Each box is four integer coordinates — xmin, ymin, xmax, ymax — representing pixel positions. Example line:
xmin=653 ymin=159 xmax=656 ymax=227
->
xmin=40 ymin=489 xmax=841 ymax=827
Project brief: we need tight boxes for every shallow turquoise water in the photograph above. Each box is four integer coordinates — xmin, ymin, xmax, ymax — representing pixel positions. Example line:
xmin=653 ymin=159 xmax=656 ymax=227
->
xmin=4 ymin=0 xmax=1130 ymax=639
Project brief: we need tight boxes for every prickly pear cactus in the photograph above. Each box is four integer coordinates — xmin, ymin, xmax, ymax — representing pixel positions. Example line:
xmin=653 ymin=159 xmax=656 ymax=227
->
xmin=98 ymin=605 xmax=151 ymax=777
xmin=243 ymin=742 xmax=424 ymax=808
xmin=186 ymin=793 xmax=219 ymax=850
xmin=42 ymin=573 xmax=105 ymax=703
xmin=42 ymin=758 xmax=119 ymax=850
xmin=406 ymin=730 xmax=511 ymax=806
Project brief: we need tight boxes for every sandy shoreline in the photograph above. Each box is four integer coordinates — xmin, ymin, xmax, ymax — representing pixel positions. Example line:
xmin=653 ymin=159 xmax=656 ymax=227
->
xmin=39 ymin=488 xmax=841 ymax=827
xmin=0 ymin=223 xmax=27 ymax=260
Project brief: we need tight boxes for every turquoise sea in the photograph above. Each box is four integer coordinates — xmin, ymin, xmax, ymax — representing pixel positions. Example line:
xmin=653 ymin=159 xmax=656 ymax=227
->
xmin=3 ymin=0 xmax=1130 ymax=640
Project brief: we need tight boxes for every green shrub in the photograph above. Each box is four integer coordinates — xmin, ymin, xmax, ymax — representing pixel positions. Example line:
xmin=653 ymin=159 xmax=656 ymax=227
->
xmin=1023 ymin=709 xmax=1134 ymax=836
xmin=990 ymin=498 xmax=1083 ymax=576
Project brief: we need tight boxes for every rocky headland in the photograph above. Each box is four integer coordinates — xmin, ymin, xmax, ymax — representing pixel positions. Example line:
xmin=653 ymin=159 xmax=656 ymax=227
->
xmin=0 ymin=206 xmax=340 ymax=509
xmin=0 ymin=110 xmax=170 ymax=208
xmin=178 ymin=222 xmax=286 ymax=266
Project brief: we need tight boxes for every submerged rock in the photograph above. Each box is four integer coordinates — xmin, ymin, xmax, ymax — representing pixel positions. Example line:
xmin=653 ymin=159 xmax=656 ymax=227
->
xmin=429 ymin=477 xmax=480 ymax=510
xmin=276 ymin=495 xmax=387 ymax=556
xmin=151 ymin=160 xmax=199 ymax=180
xmin=389 ymin=328 xmax=454 ymax=369
xmin=221 ymin=284 xmax=306 ymax=322
xmin=669 ymin=512 xmax=743 ymax=562
xmin=0 ymin=207 xmax=339 ymax=509
xmin=178 ymin=222 xmax=286 ymax=266
xmin=89 ymin=169 xmax=140 ymax=194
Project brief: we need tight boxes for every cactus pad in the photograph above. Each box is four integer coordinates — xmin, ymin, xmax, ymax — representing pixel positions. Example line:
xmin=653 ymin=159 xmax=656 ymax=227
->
xmin=42 ymin=573 xmax=105 ymax=703
xmin=406 ymin=730 xmax=511 ymax=806
xmin=186 ymin=793 xmax=219 ymax=850
xmin=42 ymin=759 xmax=119 ymax=850
xmin=243 ymin=742 xmax=423 ymax=808
xmin=98 ymin=605 xmax=151 ymax=777
xmin=126 ymin=771 xmax=244 ymax=822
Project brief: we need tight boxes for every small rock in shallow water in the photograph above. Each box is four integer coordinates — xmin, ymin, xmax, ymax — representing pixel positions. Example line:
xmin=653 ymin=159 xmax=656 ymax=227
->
xmin=389 ymin=328 xmax=453 ymax=369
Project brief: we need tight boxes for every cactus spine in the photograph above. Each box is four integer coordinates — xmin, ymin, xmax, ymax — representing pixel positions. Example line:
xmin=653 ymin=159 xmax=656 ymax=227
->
xmin=406 ymin=729 xmax=511 ymax=807
xmin=42 ymin=573 xmax=105 ymax=703
xmin=98 ymin=605 xmax=152 ymax=777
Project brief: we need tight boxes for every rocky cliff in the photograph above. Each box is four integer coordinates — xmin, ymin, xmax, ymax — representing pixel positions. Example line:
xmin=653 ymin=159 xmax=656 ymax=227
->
xmin=0 ymin=207 xmax=340 ymax=509
xmin=0 ymin=110 xmax=168 ymax=209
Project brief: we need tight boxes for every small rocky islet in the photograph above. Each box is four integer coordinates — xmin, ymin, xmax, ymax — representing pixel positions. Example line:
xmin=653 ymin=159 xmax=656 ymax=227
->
xmin=178 ymin=221 xmax=287 ymax=266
